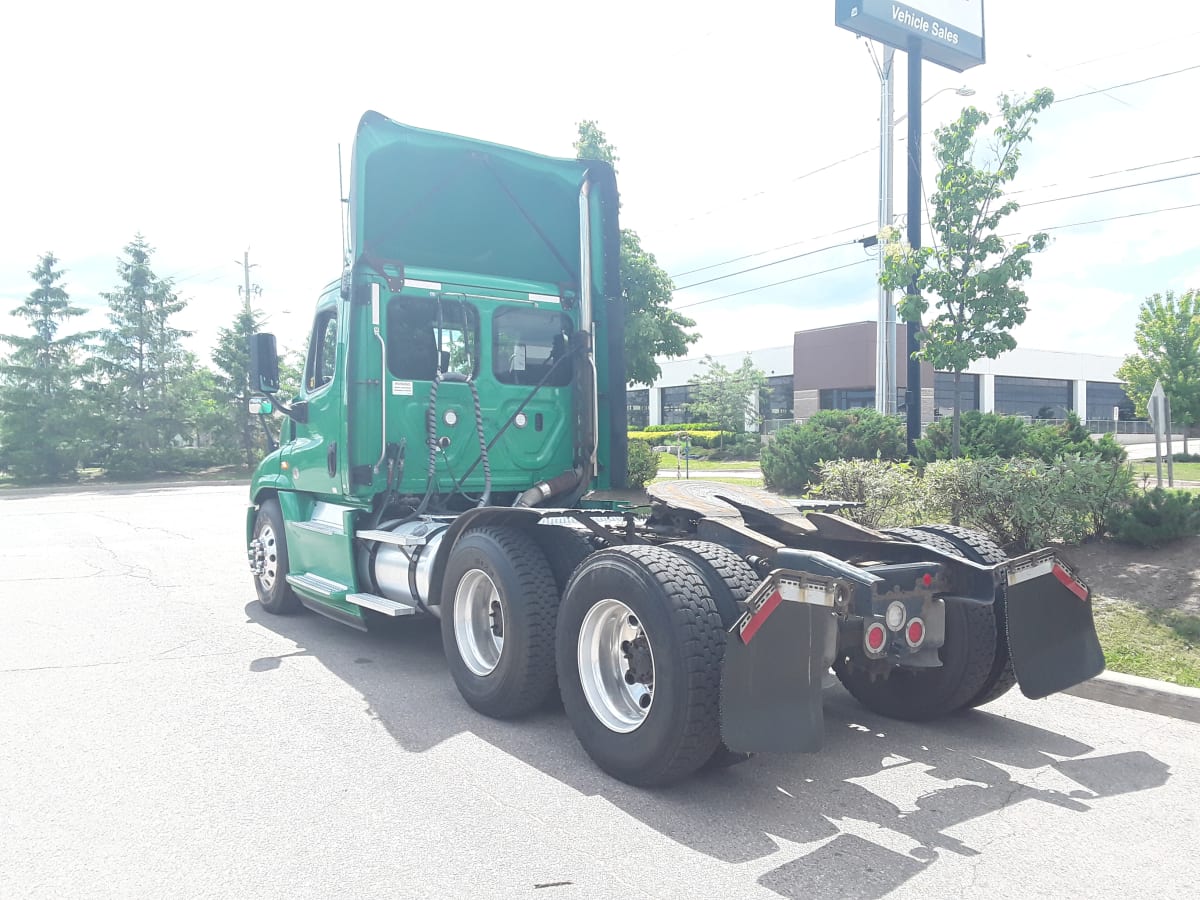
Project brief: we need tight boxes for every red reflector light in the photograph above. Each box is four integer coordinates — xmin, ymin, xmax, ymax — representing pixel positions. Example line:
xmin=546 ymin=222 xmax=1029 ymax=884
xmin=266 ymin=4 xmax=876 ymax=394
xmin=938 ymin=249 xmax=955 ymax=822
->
xmin=922 ymin=573 xmax=932 ymax=587
xmin=865 ymin=622 xmax=887 ymax=652
xmin=907 ymin=618 xmax=925 ymax=647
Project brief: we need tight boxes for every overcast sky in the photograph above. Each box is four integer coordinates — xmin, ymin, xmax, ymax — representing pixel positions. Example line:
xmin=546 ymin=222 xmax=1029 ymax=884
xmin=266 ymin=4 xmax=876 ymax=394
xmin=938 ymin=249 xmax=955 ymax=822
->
xmin=2 ymin=1 xmax=1198 ymax=369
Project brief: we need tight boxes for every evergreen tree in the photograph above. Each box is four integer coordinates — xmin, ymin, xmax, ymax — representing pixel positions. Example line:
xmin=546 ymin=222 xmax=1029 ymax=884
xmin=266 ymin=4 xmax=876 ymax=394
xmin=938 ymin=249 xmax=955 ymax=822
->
xmin=212 ymin=305 xmax=266 ymax=468
xmin=94 ymin=234 xmax=193 ymax=475
xmin=0 ymin=253 xmax=91 ymax=481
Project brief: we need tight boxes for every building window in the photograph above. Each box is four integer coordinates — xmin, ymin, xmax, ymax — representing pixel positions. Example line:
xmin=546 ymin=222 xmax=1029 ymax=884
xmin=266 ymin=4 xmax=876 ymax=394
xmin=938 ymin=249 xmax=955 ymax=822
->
xmin=1087 ymin=381 xmax=1135 ymax=422
xmin=764 ymin=375 xmax=794 ymax=419
xmin=661 ymin=384 xmax=700 ymax=425
xmin=994 ymin=375 xmax=1072 ymax=419
xmin=820 ymin=387 xmax=875 ymax=410
xmin=933 ymin=371 xmax=980 ymax=417
xmin=627 ymin=388 xmax=649 ymax=430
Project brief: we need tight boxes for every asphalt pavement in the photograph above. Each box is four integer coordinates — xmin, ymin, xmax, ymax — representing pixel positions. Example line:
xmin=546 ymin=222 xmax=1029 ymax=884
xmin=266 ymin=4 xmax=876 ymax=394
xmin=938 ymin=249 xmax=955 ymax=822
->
xmin=2 ymin=484 xmax=1198 ymax=899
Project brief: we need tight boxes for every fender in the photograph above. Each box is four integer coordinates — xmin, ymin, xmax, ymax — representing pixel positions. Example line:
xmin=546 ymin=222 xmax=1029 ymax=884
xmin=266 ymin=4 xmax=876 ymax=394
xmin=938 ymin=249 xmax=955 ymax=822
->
xmin=424 ymin=506 xmax=546 ymax=607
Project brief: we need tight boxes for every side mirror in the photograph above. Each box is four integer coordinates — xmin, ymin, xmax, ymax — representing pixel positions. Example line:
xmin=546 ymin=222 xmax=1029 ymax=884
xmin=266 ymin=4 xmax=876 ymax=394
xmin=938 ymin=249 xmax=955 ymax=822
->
xmin=249 ymin=397 xmax=274 ymax=415
xmin=250 ymin=333 xmax=280 ymax=394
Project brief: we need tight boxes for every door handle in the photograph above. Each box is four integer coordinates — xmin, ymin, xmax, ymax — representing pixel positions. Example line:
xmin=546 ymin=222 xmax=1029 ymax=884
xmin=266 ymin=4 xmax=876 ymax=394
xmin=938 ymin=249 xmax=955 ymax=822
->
xmin=327 ymin=442 xmax=338 ymax=478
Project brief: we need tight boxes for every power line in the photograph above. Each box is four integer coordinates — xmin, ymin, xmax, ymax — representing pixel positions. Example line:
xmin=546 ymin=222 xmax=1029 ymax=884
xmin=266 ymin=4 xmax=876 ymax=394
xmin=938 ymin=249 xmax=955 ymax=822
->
xmin=669 ymin=156 xmax=1200 ymax=287
xmin=1039 ymin=201 xmax=1200 ymax=233
xmin=674 ymin=259 xmax=875 ymax=310
xmin=668 ymin=220 xmax=873 ymax=279
xmin=674 ymin=239 xmax=862 ymax=291
xmin=1056 ymin=63 xmax=1200 ymax=103
xmin=663 ymin=64 xmax=1200 ymax=231
xmin=674 ymin=201 xmax=1200 ymax=312
xmin=1020 ymin=171 xmax=1200 ymax=208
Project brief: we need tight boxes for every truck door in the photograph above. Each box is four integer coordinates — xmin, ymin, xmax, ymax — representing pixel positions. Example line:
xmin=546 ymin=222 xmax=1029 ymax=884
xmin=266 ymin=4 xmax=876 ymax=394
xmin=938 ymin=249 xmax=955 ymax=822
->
xmin=288 ymin=299 xmax=346 ymax=499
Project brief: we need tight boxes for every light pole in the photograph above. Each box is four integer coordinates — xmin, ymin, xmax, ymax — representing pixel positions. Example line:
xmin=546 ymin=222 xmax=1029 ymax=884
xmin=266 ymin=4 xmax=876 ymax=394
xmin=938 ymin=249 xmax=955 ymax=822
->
xmin=875 ymin=77 xmax=973 ymax=418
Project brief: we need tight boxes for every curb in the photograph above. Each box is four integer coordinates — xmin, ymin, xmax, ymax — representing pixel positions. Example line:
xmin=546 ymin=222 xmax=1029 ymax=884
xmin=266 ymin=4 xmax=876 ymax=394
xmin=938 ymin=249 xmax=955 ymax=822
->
xmin=1063 ymin=670 xmax=1200 ymax=724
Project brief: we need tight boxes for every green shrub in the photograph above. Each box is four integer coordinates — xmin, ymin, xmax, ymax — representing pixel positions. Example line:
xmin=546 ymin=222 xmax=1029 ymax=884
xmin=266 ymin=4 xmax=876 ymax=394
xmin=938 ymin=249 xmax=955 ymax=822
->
xmin=810 ymin=459 xmax=923 ymax=530
xmin=917 ymin=410 xmax=1029 ymax=461
xmin=1173 ymin=452 xmax=1200 ymax=463
xmin=636 ymin=423 xmax=722 ymax=434
xmin=627 ymin=429 xmax=735 ymax=450
xmin=1110 ymin=489 xmax=1200 ymax=548
xmin=626 ymin=440 xmax=660 ymax=489
xmin=917 ymin=410 xmax=1125 ymax=464
xmin=762 ymin=409 xmax=905 ymax=493
xmin=921 ymin=455 xmax=1135 ymax=551
xmin=707 ymin=432 xmax=761 ymax=461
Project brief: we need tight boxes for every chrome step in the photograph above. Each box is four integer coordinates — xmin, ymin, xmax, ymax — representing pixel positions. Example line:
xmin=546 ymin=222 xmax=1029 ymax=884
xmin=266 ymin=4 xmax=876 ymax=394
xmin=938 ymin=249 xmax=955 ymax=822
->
xmin=356 ymin=529 xmax=428 ymax=547
xmin=347 ymin=592 xmax=419 ymax=617
xmin=293 ymin=520 xmax=343 ymax=536
xmin=286 ymin=573 xmax=348 ymax=597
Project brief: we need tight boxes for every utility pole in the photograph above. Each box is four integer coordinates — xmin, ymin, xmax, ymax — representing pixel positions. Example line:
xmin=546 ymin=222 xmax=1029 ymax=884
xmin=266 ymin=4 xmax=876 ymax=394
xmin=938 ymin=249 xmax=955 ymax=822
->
xmin=875 ymin=45 xmax=897 ymax=416
xmin=904 ymin=44 xmax=924 ymax=455
xmin=236 ymin=249 xmax=262 ymax=314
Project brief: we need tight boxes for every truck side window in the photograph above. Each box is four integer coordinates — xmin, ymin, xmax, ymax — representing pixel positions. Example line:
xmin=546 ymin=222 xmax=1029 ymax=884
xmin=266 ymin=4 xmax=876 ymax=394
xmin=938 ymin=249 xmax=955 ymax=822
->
xmin=387 ymin=297 xmax=477 ymax=381
xmin=493 ymin=307 xmax=572 ymax=386
xmin=305 ymin=307 xmax=338 ymax=391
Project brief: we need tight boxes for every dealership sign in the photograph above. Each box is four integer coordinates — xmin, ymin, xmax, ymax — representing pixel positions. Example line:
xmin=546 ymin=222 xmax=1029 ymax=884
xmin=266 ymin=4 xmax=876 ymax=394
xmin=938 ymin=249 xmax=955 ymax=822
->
xmin=835 ymin=0 xmax=986 ymax=72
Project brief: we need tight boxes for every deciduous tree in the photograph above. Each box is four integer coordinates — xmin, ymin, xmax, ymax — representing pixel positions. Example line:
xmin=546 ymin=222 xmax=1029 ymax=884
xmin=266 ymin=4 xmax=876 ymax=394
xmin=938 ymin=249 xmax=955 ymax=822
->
xmin=574 ymin=121 xmax=698 ymax=385
xmin=880 ymin=89 xmax=1054 ymax=457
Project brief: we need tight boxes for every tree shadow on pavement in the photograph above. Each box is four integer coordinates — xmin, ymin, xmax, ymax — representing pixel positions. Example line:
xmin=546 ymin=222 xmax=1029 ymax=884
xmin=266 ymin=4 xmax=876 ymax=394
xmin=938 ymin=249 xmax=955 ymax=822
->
xmin=245 ymin=601 xmax=1170 ymax=900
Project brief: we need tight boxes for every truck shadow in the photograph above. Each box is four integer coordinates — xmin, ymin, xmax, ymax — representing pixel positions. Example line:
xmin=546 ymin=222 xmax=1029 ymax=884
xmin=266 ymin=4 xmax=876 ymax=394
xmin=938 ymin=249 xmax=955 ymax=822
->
xmin=245 ymin=601 xmax=1170 ymax=900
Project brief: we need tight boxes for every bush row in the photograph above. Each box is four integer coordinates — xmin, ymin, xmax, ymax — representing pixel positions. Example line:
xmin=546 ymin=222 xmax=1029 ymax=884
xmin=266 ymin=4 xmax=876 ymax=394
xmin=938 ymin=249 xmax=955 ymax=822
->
xmin=916 ymin=410 xmax=1125 ymax=464
xmin=635 ymin=423 xmax=723 ymax=434
xmin=627 ymin=429 xmax=735 ymax=450
xmin=811 ymin=456 xmax=1199 ymax=551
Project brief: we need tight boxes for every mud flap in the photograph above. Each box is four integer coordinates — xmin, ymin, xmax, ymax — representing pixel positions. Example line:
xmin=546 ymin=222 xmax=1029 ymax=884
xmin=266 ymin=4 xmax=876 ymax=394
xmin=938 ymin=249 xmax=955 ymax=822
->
xmin=719 ymin=597 xmax=836 ymax=754
xmin=1005 ymin=551 xmax=1105 ymax=700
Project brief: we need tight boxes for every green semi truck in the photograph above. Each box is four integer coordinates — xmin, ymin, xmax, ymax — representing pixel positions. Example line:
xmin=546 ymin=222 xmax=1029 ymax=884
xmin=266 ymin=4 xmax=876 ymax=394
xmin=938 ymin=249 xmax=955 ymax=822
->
xmin=245 ymin=111 xmax=1104 ymax=786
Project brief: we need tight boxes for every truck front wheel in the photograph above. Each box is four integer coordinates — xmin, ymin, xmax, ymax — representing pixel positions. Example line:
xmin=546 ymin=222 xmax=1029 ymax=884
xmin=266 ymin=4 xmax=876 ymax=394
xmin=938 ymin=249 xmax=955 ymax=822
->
xmin=556 ymin=546 xmax=725 ymax=787
xmin=251 ymin=498 xmax=301 ymax=615
xmin=440 ymin=526 xmax=559 ymax=719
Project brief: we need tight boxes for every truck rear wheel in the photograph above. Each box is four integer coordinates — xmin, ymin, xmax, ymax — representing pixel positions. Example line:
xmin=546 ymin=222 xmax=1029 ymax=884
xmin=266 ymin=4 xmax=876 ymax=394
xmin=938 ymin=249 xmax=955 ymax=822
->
xmin=833 ymin=527 xmax=997 ymax=721
xmin=556 ymin=546 xmax=725 ymax=787
xmin=252 ymin=498 xmax=301 ymax=615
xmin=440 ymin=526 xmax=559 ymax=719
xmin=531 ymin=525 xmax=596 ymax=597
xmin=666 ymin=540 xmax=760 ymax=769
xmin=911 ymin=524 xmax=1017 ymax=708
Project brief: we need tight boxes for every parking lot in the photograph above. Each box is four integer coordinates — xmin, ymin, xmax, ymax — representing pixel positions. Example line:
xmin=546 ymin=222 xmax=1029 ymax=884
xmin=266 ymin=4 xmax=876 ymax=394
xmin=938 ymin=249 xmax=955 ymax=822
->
xmin=2 ymin=483 xmax=1198 ymax=899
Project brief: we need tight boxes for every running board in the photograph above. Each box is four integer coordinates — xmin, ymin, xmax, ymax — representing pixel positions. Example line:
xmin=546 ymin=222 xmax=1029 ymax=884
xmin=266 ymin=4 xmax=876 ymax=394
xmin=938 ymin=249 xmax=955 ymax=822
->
xmin=347 ymin=592 xmax=419 ymax=617
xmin=286 ymin=572 xmax=348 ymax=598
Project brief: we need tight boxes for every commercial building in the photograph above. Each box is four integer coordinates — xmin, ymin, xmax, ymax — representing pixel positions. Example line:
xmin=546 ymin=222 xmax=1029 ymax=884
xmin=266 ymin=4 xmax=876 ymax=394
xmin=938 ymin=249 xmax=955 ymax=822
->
xmin=628 ymin=321 xmax=1135 ymax=431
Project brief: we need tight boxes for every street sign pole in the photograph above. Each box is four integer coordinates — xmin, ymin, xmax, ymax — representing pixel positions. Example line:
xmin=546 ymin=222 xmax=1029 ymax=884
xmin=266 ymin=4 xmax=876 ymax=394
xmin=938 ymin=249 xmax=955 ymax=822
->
xmin=1165 ymin=395 xmax=1175 ymax=487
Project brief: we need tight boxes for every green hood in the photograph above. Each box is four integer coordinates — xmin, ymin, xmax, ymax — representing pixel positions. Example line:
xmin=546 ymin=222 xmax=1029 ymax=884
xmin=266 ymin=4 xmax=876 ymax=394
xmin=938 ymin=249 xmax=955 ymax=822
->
xmin=349 ymin=111 xmax=616 ymax=292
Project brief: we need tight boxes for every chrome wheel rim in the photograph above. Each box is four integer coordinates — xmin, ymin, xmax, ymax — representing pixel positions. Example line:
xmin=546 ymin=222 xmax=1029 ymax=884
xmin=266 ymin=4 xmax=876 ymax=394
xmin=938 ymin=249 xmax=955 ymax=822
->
xmin=259 ymin=524 xmax=279 ymax=590
xmin=454 ymin=569 xmax=504 ymax=677
xmin=577 ymin=599 xmax=655 ymax=733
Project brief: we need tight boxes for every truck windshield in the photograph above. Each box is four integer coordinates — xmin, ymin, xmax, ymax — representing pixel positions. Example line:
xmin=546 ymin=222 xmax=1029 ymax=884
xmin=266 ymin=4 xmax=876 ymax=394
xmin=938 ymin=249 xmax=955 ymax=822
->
xmin=386 ymin=296 xmax=478 ymax=381
xmin=493 ymin=307 xmax=572 ymax=387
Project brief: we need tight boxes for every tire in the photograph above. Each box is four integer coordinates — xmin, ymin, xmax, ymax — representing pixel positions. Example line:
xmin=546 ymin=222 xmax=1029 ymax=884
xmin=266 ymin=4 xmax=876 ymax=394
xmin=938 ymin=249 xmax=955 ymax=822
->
xmin=665 ymin=540 xmax=761 ymax=772
xmin=556 ymin=546 xmax=725 ymax=787
xmin=252 ymin=498 xmax=301 ymax=615
xmin=665 ymin=540 xmax=760 ymax=627
xmin=532 ymin=525 xmax=596 ymax=596
xmin=911 ymin=524 xmax=1017 ymax=708
xmin=833 ymin=526 xmax=998 ymax=721
xmin=440 ymin=526 xmax=559 ymax=719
